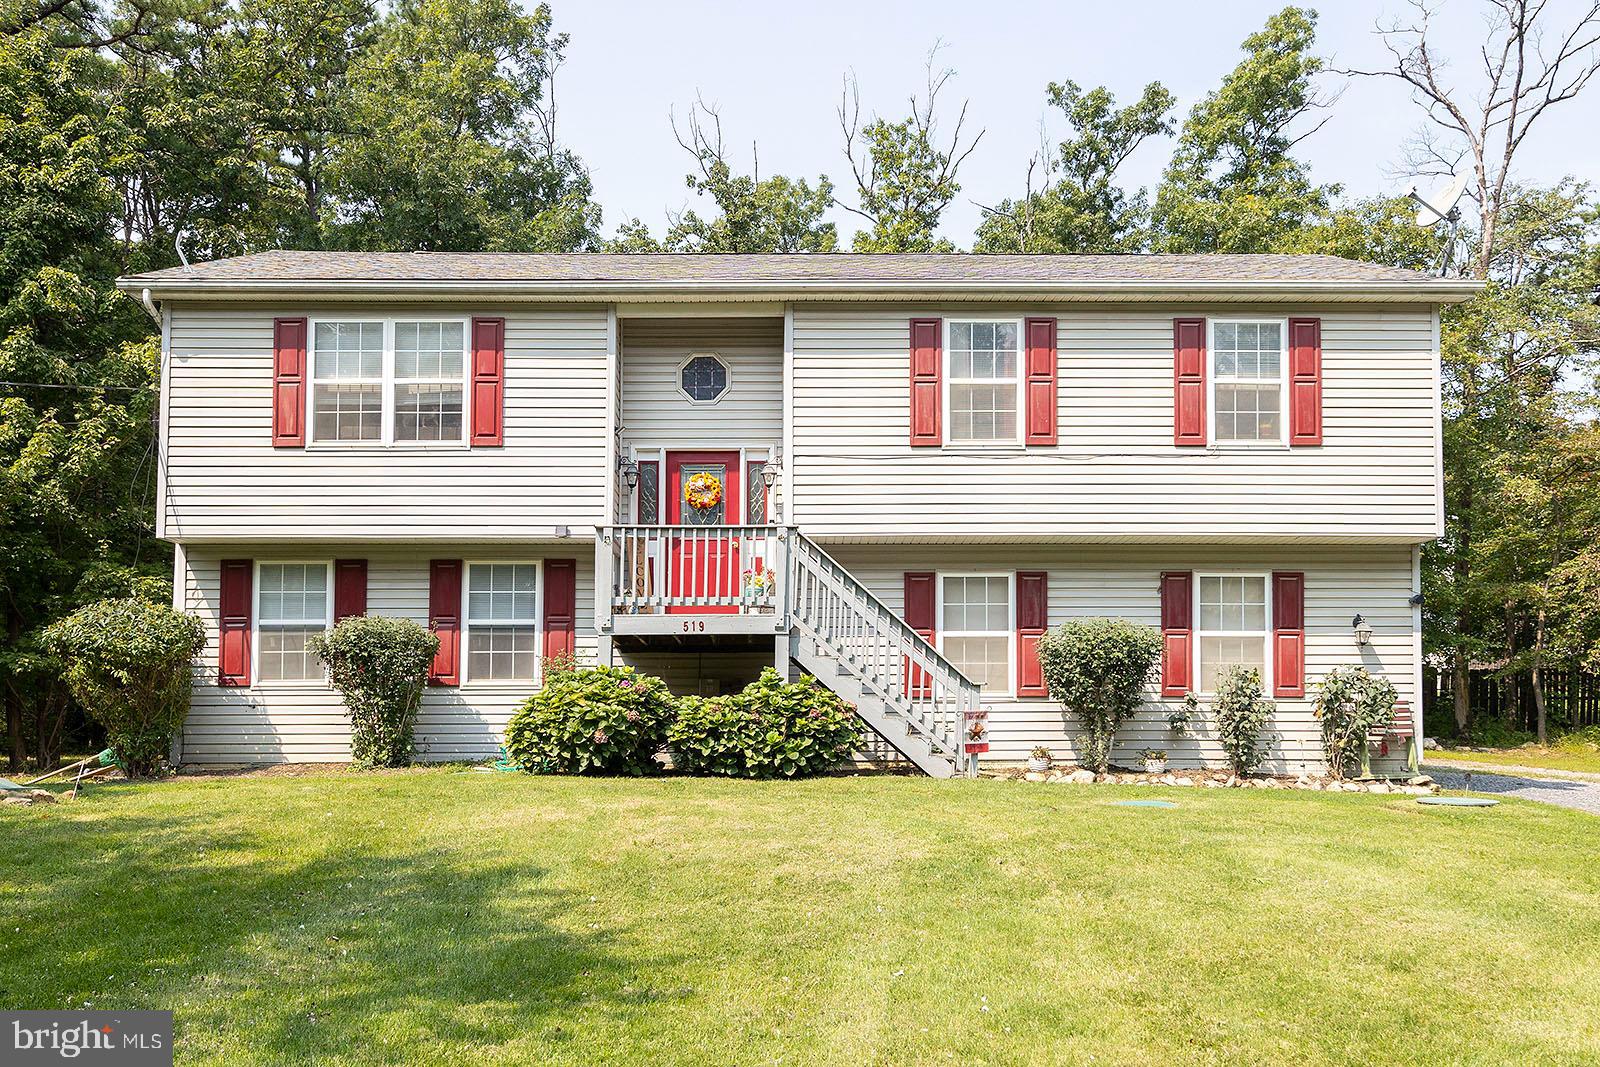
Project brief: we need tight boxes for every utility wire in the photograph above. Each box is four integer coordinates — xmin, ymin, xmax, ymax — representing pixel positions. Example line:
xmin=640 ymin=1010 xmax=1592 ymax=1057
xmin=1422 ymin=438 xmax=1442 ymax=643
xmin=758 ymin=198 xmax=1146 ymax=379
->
xmin=0 ymin=380 xmax=152 ymax=392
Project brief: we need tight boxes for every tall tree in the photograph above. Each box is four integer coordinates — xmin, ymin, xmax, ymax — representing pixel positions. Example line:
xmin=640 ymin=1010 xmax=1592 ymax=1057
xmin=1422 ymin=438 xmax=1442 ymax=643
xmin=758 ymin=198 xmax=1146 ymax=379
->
xmin=1153 ymin=6 xmax=1338 ymax=253
xmin=328 ymin=0 xmax=600 ymax=251
xmin=837 ymin=50 xmax=983 ymax=252
xmin=663 ymin=99 xmax=836 ymax=253
xmin=974 ymin=79 xmax=1174 ymax=253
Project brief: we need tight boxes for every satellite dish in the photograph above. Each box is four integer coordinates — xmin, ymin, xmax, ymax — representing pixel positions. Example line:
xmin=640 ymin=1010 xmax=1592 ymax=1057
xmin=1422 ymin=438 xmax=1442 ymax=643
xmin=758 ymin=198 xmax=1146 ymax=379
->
xmin=1408 ymin=173 xmax=1469 ymax=276
xmin=1410 ymin=172 xmax=1468 ymax=226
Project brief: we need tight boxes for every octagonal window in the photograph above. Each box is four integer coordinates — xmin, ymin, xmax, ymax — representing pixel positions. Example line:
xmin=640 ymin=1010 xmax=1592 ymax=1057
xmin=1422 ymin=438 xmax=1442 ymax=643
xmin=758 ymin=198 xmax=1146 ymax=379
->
xmin=679 ymin=354 xmax=729 ymax=403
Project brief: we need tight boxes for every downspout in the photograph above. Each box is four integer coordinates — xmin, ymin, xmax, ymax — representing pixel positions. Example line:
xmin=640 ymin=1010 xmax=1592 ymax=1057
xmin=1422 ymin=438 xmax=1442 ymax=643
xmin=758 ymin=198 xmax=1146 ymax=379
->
xmin=139 ymin=287 xmax=161 ymax=324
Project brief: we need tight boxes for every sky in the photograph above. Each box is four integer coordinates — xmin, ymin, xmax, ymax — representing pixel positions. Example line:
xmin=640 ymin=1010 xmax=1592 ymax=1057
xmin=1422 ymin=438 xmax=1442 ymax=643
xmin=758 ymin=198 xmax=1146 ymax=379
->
xmin=551 ymin=0 xmax=1600 ymax=247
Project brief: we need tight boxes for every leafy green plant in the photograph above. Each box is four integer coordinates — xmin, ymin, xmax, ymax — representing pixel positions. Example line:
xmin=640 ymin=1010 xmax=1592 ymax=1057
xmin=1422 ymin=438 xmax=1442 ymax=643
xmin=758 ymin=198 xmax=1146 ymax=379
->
xmin=1140 ymin=748 xmax=1167 ymax=763
xmin=667 ymin=668 xmax=862 ymax=778
xmin=1314 ymin=666 xmax=1399 ymax=779
xmin=43 ymin=599 xmax=206 ymax=777
xmin=504 ymin=664 xmax=675 ymax=775
xmin=1167 ymin=693 xmax=1197 ymax=736
xmin=1036 ymin=618 xmax=1164 ymax=773
xmin=1213 ymin=666 xmax=1275 ymax=775
xmin=307 ymin=616 xmax=438 ymax=768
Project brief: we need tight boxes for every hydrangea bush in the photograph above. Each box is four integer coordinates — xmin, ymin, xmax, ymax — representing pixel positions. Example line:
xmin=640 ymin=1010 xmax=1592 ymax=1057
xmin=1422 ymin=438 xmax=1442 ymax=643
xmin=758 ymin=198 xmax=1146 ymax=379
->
xmin=667 ymin=668 xmax=862 ymax=778
xmin=503 ymin=663 xmax=676 ymax=774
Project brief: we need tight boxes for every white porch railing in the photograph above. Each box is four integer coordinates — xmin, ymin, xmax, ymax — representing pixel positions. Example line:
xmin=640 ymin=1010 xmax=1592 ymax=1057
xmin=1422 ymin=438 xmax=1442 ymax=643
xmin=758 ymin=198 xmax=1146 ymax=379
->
xmin=602 ymin=524 xmax=787 ymax=614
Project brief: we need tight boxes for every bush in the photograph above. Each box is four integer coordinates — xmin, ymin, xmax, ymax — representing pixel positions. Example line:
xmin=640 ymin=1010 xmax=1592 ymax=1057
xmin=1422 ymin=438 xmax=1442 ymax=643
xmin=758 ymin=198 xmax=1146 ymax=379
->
xmin=307 ymin=616 xmax=438 ymax=768
xmin=1213 ymin=666 xmax=1274 ymax=775
xmin=667 ymin=668 xmax=862 ymax=778
xmin=504 ymin=664 xmax=675 ymax=774
xmin=1314 ymin=665 xmax=1398 ymax=779
xmin=43 ymin=598 xmax=207 ymax=777
xmin=1037 ymin=618 xmax=1163 ymax=773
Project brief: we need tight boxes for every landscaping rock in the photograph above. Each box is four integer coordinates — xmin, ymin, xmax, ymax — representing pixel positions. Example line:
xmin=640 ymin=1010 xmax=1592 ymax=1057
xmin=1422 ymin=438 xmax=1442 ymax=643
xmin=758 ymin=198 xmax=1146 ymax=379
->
xmin=1368 ymin=782 xmax=1391 ymax=794
xmin=1067 ymin=769 xmax=1096 ymax=784
xmin=1024 ymin=772 xmax=1048 ymax=783
xmin=1408 ymin=775 xmax=1434 ymax=787
xmin=1171 ymin=777 xmax=1194 ymax=787
xmin=4 ymin=795 xmax=33 ymax=806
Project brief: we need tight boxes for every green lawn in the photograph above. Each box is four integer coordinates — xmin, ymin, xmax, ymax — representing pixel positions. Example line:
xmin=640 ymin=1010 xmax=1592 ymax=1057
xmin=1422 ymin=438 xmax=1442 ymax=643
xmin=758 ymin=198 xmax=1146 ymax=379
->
xmin=1428 ymin=744 xmax=1600 ymax=775
xmin=4 ymin=769 xmax=1598 ymax=1066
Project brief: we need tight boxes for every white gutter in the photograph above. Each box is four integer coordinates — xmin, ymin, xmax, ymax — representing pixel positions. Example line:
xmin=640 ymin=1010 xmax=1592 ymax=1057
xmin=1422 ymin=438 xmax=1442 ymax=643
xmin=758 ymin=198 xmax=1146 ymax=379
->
xmin=116 ymin=277 xmax=1487 ymax=303
xmin=138 ymin=286 xmax=162 ymax=323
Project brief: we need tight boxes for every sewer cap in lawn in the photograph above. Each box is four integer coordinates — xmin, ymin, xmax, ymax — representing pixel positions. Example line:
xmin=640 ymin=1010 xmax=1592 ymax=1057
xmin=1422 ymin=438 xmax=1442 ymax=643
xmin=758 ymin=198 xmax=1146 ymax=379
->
xmin=1417 ymin=796 xmax=1499 ymax=807
xmin=1111 ymin=799 xmax=1177 ymax=809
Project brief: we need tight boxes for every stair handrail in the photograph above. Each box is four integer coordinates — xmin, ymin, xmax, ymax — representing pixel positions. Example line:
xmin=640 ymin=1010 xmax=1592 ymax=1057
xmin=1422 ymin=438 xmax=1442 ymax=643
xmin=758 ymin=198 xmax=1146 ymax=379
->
xmin=787 ymin=530 xmax=979 ymax=760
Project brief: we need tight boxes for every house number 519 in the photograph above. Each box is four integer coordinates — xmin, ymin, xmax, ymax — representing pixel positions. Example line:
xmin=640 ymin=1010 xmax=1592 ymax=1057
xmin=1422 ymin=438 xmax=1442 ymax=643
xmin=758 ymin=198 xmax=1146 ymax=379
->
xmin=683 ymin=620 xmax=705 ymax=632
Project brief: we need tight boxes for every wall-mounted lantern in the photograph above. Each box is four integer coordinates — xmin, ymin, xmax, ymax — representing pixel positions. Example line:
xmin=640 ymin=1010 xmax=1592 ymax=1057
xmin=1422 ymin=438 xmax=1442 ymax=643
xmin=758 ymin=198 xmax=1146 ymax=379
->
xmin=760 ymin=463 xmax=779 ymax=490
xmin=618 ymin=457 xmax=639 ymax=492
xmin=1352 ymin=614 xmax=1373 ymax=647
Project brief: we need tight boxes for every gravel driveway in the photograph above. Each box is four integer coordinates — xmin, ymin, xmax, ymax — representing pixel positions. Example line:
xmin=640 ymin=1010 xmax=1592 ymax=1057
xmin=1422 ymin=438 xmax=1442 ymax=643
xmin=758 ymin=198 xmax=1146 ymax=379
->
xmin=1426 ymin=766 xmax=1600 ymax=816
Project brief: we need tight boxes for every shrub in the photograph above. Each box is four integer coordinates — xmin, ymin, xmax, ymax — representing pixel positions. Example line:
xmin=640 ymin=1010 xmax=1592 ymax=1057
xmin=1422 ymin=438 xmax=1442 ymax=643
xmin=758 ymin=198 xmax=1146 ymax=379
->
xmin=1314 ymin=665 xmax=1398 ymax=779
xmin=1213 ymin=666 xmax=1274 ymax=775
xmin=307 ymin=616 xmax=438 ymax=768
xmin=1037 ymin=618 xmax=1163 ymax=773
xmin=504 ymin=664 xmax=675 ymax=774
xmin=667 ymin=668 xmax=862 ymax=778
xmin=43 ymin=598 xmax=207 ymax=777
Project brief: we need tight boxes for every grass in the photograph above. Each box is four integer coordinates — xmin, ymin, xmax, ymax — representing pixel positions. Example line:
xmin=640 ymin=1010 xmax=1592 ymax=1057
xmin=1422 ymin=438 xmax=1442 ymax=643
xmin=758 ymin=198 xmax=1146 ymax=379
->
xmin=4 ymin=768 xmax=1598 ymax=1066
xmin=1428 ymin=745 xmax=1600 ymax=774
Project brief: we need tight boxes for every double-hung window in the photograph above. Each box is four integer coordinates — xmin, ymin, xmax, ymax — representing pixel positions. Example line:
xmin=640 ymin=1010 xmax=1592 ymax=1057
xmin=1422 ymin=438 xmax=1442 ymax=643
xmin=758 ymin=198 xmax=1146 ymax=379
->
xmin=939 ymin=574 xmax=1012 ymax=694
xmin=1196 ymin=574 xmax=1270 ymax=692
xmin=256 ymin=562 xmax=330 ymax=683
xmin=310 ymin=318 xmax=468 ymax=445
xmin=1211 ymin=320 xmax=1287 ymax=445
xmin=946 ymin=320 xmax=1022 ymax=445
xmin=465 ymin=563 xmax=539 ymax=682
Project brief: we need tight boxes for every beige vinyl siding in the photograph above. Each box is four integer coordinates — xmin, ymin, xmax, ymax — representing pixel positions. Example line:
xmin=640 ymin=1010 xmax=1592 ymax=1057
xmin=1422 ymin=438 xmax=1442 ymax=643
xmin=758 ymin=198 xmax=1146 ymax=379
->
xmin=620 ymin=317 xmax=783 ymax=451
xmin=163 ymin=304 xmax=610 ymax=540
xmin=828 ymin=543 xmax=1418 ymax=776
xmin=791 ymin=304 xmax=1440 ymax=541
xmin=179 ymin=545 xmax=596 ymax=764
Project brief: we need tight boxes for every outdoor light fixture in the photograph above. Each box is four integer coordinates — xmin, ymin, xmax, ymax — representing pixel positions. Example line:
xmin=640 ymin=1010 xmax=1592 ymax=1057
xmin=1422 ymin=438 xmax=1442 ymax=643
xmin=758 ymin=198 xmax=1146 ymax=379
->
xmin=1352 ymin=614 xmax=1373 ymax=647
xmin=618 ymin=457 xmax=639 ymax=491
xmin=760 ymin=463 xmax=779 ymax=489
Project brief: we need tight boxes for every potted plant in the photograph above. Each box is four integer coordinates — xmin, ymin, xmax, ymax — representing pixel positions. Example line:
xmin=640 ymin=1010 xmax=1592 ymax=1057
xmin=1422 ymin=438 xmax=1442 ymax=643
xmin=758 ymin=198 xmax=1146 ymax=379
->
xmin=1026 ymin=745 xmax=1053 ymax=773
xmin=1141 ymin=748 xmax=1168 ymax=775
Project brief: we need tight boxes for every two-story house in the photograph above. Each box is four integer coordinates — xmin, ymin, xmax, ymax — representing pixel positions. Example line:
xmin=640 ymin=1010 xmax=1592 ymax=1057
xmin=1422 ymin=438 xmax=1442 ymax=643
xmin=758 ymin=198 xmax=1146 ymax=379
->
xmin=118 ymin=253 xmax=1480 ymax=777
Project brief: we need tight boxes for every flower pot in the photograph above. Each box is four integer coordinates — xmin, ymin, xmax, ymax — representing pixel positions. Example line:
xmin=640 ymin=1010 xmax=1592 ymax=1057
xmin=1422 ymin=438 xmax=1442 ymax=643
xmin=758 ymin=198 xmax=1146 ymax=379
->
xmin=1143 ymin=758 xmax=1167 ymax=775
xmin=1026 ymin=757 xmax=1052 ymax=773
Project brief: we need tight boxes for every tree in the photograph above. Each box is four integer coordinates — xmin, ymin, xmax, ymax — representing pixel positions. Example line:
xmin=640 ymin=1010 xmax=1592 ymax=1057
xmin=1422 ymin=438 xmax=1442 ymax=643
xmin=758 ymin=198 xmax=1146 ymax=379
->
xmin=1 ymin=23 xmax=167 ymax=771
xmin=1153 ymin=6 xmax=1338 ymax=253
xmin=328 ymin=0 xmax=601 ymax=251
xmin=837 ymin=49 xmax=983 ymax=252
xmin=1351 ymin=0 xmax=1600 ymax=279
xmin=664 ymin=99 xmax=836 ymax=253
xmin=974 ymin=79 xmax=1174 ymax=253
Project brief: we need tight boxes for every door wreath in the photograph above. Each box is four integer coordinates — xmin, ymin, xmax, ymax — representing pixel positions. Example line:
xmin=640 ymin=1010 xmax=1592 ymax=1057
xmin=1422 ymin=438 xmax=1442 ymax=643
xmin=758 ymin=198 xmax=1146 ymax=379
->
xmin=684 ymin=471 xmax=724 ymax=510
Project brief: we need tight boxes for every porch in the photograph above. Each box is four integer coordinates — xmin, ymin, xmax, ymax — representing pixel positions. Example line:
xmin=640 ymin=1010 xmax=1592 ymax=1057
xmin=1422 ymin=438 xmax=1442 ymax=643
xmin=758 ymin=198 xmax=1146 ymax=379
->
xmin=594 ymin=524 xmax=981 ymax=778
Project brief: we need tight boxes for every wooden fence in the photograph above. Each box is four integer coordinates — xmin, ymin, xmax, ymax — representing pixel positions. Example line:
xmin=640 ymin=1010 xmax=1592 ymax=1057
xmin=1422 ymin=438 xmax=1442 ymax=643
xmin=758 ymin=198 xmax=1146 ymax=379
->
xmin=1423 ymin=667 xmax=1600 ymax=731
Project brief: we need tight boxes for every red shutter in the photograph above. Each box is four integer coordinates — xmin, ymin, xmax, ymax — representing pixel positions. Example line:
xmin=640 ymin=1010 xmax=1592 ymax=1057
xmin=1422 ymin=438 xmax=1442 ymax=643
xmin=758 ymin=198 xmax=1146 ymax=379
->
xmin=1173 ymin=318 xmax=1206 ymax=447
xmin=542 ymin=558 xmax=577 ymax=665
xmin=333 ymin=559 xmax=368 ymax=621
xmin=1288 ymin=317 xmax=1323 ymax=446
xmin=1272 ymin=571 xmax=1306 ymax=697
xmin=1023 ymin=318 xmax=1058 ymax=446
xmin=1016 ymin=571 xmax=1049 ymax=697
xmin=428 ymin=559 xmax=463 ymax=686
xmin=470 ymin=316 xmax=505 ymax=447
xmin=218 ymin=559 xmax=252 ymax=687
xmin=1159 ymin=571 xmax=1193 ymax=696
xmin=271 ymin=318 xmax=307 ymax=447
xmin=903 ymin=571 xmax=936 ymax=697
xmin=909 ymin=318 xmax=942 ymax=447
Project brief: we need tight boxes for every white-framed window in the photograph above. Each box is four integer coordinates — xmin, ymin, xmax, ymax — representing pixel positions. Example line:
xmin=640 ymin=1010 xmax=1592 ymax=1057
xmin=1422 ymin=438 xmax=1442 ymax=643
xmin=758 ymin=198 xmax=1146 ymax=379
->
xmin=309 ymin=317 xmax=469 ymax=446
xmin=1210 ymin=319 xmax=1287 ymax=445
xmin=1195 ymin=573 xmax=1271 ymax=693
xmin=938 ymin=573 xmax=1013 ymax=694
xmin=464 ymin=562 xmax=540 ymax=683
xmin=945 ymin=319 xmax=1023 ymax=445
xmin=677 ymin=353 xmax=731 ymax=404
xmin=255 ymin=562 xmax=331 ymax=683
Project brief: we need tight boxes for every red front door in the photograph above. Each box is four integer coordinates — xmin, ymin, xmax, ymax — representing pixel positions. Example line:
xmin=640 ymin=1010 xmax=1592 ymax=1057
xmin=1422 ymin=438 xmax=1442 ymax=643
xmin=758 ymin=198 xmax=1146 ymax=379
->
xmin=665 ymin=451 xmax=742 ymax=614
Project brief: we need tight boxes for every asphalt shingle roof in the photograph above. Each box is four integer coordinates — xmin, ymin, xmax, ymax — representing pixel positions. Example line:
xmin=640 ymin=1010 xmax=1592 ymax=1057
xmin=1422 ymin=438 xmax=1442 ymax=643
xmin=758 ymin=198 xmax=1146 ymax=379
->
xmin=123 ymin=251 xmax=1444 ymax=286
